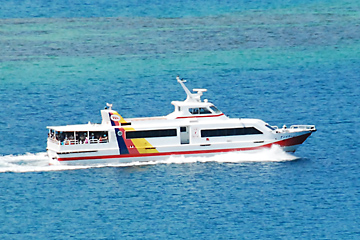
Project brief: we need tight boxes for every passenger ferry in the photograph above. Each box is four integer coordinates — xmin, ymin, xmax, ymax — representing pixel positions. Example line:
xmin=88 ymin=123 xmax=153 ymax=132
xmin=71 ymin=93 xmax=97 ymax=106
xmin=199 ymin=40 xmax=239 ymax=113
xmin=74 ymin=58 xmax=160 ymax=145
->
xmin=47 ymin=76 xmax=316 ymax=165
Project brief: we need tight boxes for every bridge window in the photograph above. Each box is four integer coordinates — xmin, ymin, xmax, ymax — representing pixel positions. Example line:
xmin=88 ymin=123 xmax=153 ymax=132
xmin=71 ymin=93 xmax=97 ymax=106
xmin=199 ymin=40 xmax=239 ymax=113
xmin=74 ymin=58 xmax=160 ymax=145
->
xmin=189 ymin=108 xmax=198 ymax=114
xmin=189 ymin=108 xmax=212 ymax=115
xmin=210 ymin=105 xmax=221 ymax=114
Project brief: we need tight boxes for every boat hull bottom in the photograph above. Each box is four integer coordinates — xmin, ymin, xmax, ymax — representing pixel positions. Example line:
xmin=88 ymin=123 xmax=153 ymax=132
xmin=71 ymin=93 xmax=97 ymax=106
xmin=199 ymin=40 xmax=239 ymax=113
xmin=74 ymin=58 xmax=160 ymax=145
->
xmin=281 ymin=144 xmax=302 ymax=153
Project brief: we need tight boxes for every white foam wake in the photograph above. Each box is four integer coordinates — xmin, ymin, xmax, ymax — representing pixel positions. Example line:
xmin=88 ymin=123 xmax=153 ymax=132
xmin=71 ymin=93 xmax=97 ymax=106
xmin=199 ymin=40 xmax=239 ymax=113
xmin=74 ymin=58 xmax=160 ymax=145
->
xmin=0 ymin=152 xmax=93 ymax=173
xmin=0 ymin=145 xmax=298 ymax=173
xmin=169 ymin=145 xmax=298 ymax=164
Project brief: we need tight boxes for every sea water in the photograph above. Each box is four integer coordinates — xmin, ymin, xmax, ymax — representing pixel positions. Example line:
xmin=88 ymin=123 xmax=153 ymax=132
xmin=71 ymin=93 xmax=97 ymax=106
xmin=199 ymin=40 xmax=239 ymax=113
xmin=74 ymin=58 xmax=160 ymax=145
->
xmin=0 ymin=0 xmax=359 ymax=239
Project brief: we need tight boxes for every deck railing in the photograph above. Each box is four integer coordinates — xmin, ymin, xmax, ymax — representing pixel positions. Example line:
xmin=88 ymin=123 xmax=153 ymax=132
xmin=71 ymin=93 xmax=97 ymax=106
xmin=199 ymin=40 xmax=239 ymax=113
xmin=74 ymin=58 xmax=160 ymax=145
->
xmin=290 ymin=125 xmax=316 ymax=131
xmin=48 ymin=137 xmax=108 ymax=145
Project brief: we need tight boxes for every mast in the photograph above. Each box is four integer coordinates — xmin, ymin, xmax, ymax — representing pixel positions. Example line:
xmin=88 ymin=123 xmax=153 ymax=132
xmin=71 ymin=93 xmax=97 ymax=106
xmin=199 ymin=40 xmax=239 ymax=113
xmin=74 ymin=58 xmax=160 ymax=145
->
xmin=176 ymin=76 xmax=207 ymax=102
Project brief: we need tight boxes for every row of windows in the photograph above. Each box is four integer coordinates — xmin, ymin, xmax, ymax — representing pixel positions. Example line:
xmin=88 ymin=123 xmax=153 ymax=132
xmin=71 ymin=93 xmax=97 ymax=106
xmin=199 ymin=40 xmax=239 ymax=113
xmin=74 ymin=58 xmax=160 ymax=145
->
xmin=201 ymin=127 xmax=263 ymax=138
xmin=51 ymin=127 xmax=264 ymax=142
xmin=125 ymin=127 xmax=262 ymax=139
xmin=51 ymin=127 xmax=263 ymax=142
xmin=49 ymin=130 xmax=109 ymax=144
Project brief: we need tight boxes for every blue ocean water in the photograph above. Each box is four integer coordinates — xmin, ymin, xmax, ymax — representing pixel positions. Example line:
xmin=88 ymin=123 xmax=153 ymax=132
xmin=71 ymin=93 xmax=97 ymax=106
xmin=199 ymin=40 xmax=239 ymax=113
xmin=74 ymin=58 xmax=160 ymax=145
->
xmin=1 ymin=0 xmax=360 ymax=239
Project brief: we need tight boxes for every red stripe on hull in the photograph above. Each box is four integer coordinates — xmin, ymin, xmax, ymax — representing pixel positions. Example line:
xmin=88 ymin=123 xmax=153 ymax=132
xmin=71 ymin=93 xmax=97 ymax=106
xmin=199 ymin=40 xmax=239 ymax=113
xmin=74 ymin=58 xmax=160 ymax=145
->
xmin=57 ymin=132 xmax=312 ymax=162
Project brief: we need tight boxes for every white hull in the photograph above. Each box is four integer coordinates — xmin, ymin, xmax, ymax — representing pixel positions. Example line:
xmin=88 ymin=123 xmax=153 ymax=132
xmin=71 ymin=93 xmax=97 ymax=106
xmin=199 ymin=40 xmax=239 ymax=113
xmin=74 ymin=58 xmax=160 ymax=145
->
xmin=47 ymin=131 xmax=313 ymax=165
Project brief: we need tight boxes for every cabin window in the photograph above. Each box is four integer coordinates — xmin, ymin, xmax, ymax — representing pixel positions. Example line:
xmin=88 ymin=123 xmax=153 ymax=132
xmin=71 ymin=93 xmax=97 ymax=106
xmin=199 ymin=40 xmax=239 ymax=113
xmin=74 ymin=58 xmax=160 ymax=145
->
xmin=59 ymin=132 xmax=75 ymax=144
xmin=210 ymin=106 xmax=221 ymax=114
xmin=76 ymin=132 xmax=88 ymax=144
xmin=89 ymin=131 xmax=109 ymax=144
xmin=201 ymin=127 xmax=263 ymax=138
xmin=48 ymin=129 xmax=56 ymax=140
xmin=189 ymin=108 xmax=212 ymax=115
xmin=126 ymin=129 xmax=177 ymax=139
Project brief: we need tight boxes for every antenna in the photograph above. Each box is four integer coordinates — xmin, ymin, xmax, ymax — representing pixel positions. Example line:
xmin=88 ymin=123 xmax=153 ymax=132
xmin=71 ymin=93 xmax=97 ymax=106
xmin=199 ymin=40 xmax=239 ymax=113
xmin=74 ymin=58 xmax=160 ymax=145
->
xmin=177 ymin=76 xmax=192 ymax=99
xmin=176 ymin=76 xmax=207 ymax=102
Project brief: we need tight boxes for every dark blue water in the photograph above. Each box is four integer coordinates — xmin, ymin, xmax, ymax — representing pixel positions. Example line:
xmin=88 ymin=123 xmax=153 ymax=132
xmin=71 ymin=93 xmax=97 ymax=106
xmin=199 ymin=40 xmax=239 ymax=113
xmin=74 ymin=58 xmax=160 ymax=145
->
xmin=1 ymin=0 xmax=360 ymax=239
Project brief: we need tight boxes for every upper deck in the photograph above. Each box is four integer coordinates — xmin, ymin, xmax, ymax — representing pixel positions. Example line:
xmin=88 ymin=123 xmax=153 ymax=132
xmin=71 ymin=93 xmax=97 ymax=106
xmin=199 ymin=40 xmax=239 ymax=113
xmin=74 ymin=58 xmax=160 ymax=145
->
xmin=46 ymin=77 xmax=234 ymax=146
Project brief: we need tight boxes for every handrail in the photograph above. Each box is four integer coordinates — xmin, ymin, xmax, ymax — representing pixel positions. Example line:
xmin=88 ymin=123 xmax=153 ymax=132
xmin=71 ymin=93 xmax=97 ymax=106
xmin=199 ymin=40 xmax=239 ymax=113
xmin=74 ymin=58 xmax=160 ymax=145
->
xmin=290 ymin=125 xmax=316 ymax=130
xmin=48 ymin=137 xmax=108 ymax=145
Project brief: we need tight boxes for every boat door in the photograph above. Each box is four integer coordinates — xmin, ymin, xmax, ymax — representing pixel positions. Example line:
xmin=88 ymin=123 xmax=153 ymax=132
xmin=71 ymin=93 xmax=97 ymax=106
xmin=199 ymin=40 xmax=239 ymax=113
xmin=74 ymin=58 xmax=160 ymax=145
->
xmin=180 ymin=126 xmax=189 ymax=144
